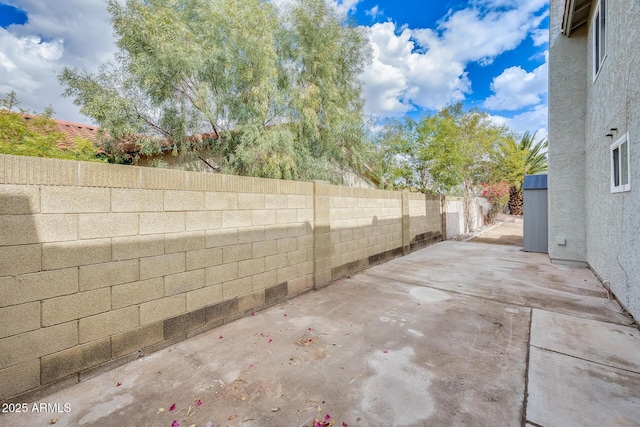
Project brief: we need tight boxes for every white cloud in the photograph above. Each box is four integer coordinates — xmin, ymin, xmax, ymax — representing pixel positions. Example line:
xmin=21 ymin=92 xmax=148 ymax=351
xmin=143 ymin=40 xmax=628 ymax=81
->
xmin=365 ymin=5 xmax=383 ymax=20
xmin=0 ymin=0 xmax=116 ymax=123
xmin=483 ymin=51 xmax=548 ymax=111
xmin=360 ymin=0 xmax=548 ymax=115
xmin=490 ymin=104 xmax=548 ymax=140
xmin=531 ymin=28 xmax=549 ymax=46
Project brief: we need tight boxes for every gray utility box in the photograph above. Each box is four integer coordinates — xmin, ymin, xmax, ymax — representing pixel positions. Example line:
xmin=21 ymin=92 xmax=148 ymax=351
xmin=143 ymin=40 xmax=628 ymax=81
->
xmin=523 ymin=174 xmax=548 ymax=253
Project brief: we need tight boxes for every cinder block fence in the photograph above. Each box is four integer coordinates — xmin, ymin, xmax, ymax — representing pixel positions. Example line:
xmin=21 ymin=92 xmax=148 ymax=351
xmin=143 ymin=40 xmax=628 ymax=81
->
xmin=0 ymin=154 xmax=444 ymax=404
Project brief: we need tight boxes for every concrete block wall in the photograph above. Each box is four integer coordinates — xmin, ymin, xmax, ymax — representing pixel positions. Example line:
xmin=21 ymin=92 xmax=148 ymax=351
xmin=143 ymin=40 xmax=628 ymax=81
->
xmin=0 ymin=154 xmax=443 ymax=403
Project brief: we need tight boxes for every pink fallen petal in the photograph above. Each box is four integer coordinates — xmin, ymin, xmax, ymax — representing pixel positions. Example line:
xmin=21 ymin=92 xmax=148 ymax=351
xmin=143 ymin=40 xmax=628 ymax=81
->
xmin=383 ymin=350 xmax=388 ymax=354
xmin=252 ymin=312 xmax=256 ymax=316
xmin=315 ymin=422 xmax=323 ymax=427
xmin=325 ymin=414 xmax=331 ymax=421
xmin=268 ymin=339 xmax=272 ymax=343
xmin=284 ymin=314 xmax=287 ymax=317
xmin=308 ymin=328 xmax=312 ymax=331
xmin=116 ymin=382 xmax=122 ymax=387
xmin=169 ymin=403 xmax=176 ymax=411
xmin=219 ymin=335 xmax=223 ymax=339
xmin=171 ymin=421 xmax=179 ymax=427
xmin=249 ymin=364 xmax=254 ymax=368
xmin=343 ymin=423 xmax=348 ymax=427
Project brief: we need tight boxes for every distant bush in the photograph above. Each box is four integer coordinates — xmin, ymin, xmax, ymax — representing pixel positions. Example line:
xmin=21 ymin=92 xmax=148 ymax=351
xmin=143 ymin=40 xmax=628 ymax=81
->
xmin=481 ymin=181 xmax=510 ymax=223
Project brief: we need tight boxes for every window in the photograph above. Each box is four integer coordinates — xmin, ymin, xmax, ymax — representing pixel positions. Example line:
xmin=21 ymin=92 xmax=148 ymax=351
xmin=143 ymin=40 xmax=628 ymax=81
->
xmin=611 ymin=133 xmax=630 ymax=193
xmin=593 ymin=0 xmax=606 ymax=79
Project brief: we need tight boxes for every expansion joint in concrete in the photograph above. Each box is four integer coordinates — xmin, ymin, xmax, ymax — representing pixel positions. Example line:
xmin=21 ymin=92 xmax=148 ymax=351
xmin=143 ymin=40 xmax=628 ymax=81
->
xmin=522 ymin=310 xmax=533 ymax=427
xmin=529 ymin=345 xmax=640 ymax=375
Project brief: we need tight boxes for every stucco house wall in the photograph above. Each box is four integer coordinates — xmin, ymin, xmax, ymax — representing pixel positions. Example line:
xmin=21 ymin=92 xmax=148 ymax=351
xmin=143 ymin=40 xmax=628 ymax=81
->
xmin=549 ymin=0 xmax=640 ymax=321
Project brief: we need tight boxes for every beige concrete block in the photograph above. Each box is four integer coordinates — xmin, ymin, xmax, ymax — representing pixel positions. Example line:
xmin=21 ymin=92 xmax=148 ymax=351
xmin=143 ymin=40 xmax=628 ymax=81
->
xmin=288 ymin=249 xmax=306 ymax=266
xmin=112 ymin=278 xmax=164 ymax=309
xmin=223 ymin=243 xmax=252 ymax=263
xmin=139 ymin=212 xmax=185 ymax=235
xmin=252 ymin=240 xmax=277 ymax=258
xmin=277 ymin=237 xmax=298 ymax=254
xmin=298 ymin=260 xmax=314 ymax=277
xmin=42 ymin=288 xmax=110 ymax=327
xmin=0 ymin=359 xmax=40 ymax=401
xmin=205 ymin=192 xmax=237 ymax=210
xmin=79 ymin=306 xmax=138 ymax=344
xmin=140 ymin=167 xmax=186 ymax=190
xmin=223 ymin=174 xmax=253 ymax=193
xmin=165 ymin=230 xmax=205 ymax=254
xmin=79 ymin=260 xmax=139 ymax=291
xmin=79 ymin=213 xmax=138 ymax=239
xmin=186 ymin=284 xmax=223 ymax=311
xmin=265 ymin=194 xmax=287 ymax=209
xmin=276 ymin=209 xmax=297 ymax=224
xmin=186 ymin=211 xmax=222 ymax=231
xmin=0 ymin=215 xmax=76 ymax=246
xmin=164 ymin=269 xmax=205 ymax=296
xmin=297 ymin=208 xmax=314 ymax=223
xmin=112 ymin=234 xmax=164 ymax=261
xmin=298 ymin=234 xmax=314 ymax=249
xmin=238 ymin=193 xmax=264 ymax=210
xmin=41 ymin=187 xmax=110 ymax=214
xmin=206 ymin=263 xmax=238 ymax=285
xmin=41 ymin=338 xmax=111 ymax=384
xmin=164 ymin=190 xmax=204 ymax=211
xmin=222 ymin=210 xmax=252 ymax=228
xmin=112 ymin=189 xmax=164 ymax=212
xmin=223 ymin=277 xmax=252 ymax=299
xmin=111 ymin=322 xmax=164 ymax=358
xmin=0 ymin=244 xmax=41 ymax=277
xmin=252 ymin=270 xmax=277 ymax=291
xmin=238 ymin=290 xmax=265 ymax=312
xmin=238 ymin=226 xmax=266 ymax=244
xmin=288 ymin=276 xmax=308 ymax=293
xmin=37 ymin=214 xmax=79 ymax=243
xmin=206 ymin=227 xmax=238 ymax=248
xmin=266 ymin=225 xmax=289 ymax=240
xmin=42 ymin=239 xmax=111 ymax=270
xmin=238 ymin=258 xmax=265 ymax=278
xmin=287 ymin=194 xmax=307 ymax=208
xmin=186 ymin=247 xmax=222 ymax=271
xmin=139 ymin=295 xmax=185 ymax=325
xmin=0 ymin=185 xmax=40 ymax=214
xmin=265 ymin=253 xmax=288 ymax=271
xmin=0 ymin=268 xmax=78 ymax=308
xmin=0 ymin=302 xmax=40 ymax=339
xmin=277 ymin=265 xmax=298 ymax=284
xmin=139 ymin=253 xmax=185 ymax=280
xmin=252 ymin=209 xmax=276 ymax=226
xmin=79 ymin=161 xmax=140 ymax=188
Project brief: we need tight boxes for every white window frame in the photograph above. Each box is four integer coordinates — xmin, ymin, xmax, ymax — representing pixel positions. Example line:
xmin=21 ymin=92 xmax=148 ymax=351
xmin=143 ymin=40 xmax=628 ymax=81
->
xmin=592 ymin=0 xmax=607 ymax=81
xmin=611 ymin=133 xmax=630 ymax=193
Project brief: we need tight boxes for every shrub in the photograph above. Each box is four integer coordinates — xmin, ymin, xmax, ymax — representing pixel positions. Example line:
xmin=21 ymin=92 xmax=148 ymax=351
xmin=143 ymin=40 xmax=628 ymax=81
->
xmin=481 ymin=181 xmax=510 ymax=223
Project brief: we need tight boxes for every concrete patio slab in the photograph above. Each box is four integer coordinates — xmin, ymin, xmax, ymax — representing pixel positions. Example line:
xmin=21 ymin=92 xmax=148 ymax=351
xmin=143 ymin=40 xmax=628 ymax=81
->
xmin=362 ymin=241 xmax=630 ymax=325
xmin=526 ymin=347 xmax=640 ymax=427
xmin=1 ymin=241 xmax=638 ymax=427
xmin=531 ymin=309 xmax=640 ymax=372
xmin=469 ymin=222 xmax=524 ymax=246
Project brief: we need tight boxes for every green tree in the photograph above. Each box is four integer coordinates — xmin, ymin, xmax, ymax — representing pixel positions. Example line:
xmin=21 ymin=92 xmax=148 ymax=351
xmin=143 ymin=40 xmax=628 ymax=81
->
xmin=492 ymin=131 xmax=548 ymax=214
xmin=0 ymin=93 xmax=104 ymax=162
xmin=417 ymin=103 xmax=505 ymax=230
xmin=60 ymin=0 xmax=371 ymax=182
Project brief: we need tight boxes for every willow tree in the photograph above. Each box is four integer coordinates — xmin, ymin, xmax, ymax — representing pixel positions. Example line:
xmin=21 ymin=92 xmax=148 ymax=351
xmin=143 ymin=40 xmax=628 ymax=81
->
xmin=59 ymin=0 xmax=370 ymax=181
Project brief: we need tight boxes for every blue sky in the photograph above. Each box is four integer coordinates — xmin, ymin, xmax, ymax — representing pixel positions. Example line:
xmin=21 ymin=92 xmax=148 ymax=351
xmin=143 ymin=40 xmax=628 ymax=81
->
xmin=0 ymin=0 xmax=549 ymax=137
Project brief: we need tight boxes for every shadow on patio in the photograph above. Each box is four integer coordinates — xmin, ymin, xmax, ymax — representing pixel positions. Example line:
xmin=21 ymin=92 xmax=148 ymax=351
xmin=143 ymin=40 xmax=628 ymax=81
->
xmin=2 ymin=241 xmax=638 ymax=427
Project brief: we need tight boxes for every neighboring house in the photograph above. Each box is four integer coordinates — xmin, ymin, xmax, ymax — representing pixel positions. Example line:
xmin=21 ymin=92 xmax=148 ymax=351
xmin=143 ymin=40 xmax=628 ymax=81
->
xmin=549 ymin=0 xmax=640 ymax=321
xmin=18 ymin=114 xmax=101 ymax=149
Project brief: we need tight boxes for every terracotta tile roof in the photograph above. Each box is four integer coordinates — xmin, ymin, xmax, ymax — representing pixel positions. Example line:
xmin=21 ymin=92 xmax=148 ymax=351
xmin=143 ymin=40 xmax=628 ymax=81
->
xmin=20 ymin=114 xmax=101 ymax=149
